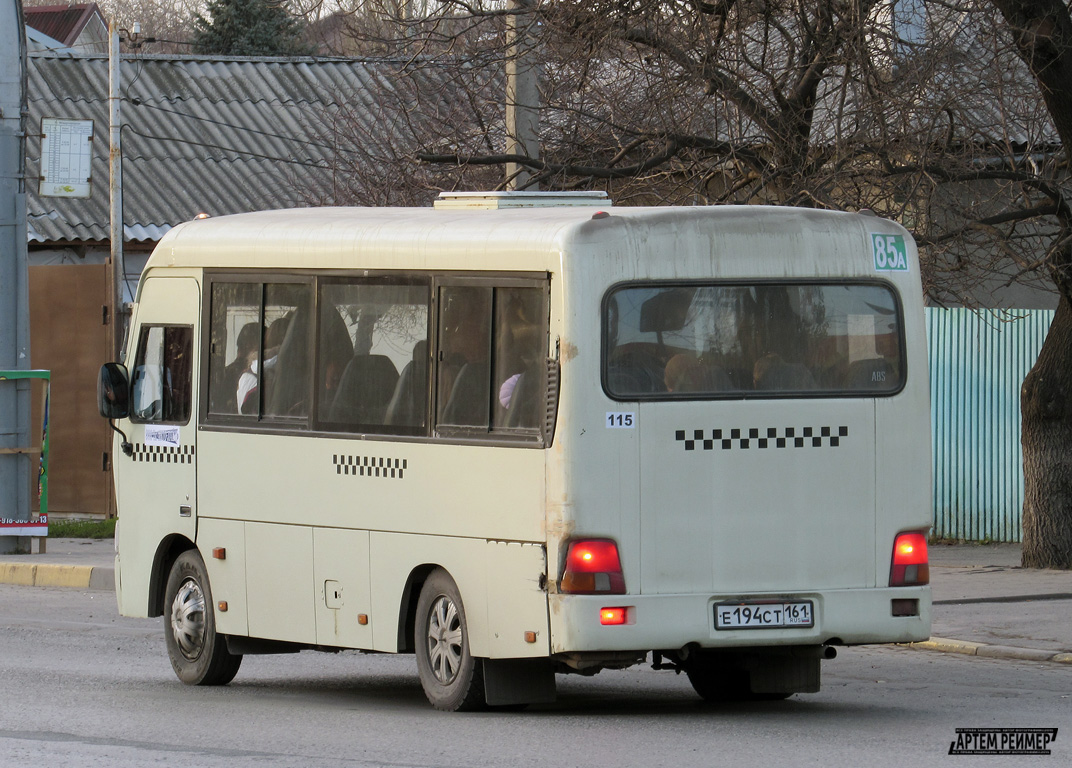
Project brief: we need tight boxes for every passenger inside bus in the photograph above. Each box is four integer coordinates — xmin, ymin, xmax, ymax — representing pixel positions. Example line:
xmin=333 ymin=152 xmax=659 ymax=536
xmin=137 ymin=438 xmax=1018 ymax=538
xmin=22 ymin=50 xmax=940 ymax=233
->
xmin=752 ymin=352 xmax=818 ymax=391
xmin=664 ymin=354 xmax=699 ymax=392
xmin=219 ymin=322 xmax=257 ymax=413
xmin=663 ymin=353 xmax=732 ymax=394
xmin=494 ymin=288 xmax=544 ymax=429
xmin=438 ymin=287 xmax=491 ymax=427
xmin=238 ymin=313 xmax=290 ymax=415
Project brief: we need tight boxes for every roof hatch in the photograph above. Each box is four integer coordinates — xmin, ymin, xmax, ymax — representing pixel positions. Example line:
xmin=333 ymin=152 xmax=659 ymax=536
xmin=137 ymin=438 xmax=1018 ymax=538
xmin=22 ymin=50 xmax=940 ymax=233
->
xmin=434 ymin=191 xmax=611 ymax=210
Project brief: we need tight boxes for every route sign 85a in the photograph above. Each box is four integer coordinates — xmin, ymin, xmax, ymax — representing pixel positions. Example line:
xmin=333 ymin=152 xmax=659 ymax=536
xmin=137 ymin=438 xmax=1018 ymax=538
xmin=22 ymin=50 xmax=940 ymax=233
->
xmin=872 ymin=233 xmax=909 ymax=272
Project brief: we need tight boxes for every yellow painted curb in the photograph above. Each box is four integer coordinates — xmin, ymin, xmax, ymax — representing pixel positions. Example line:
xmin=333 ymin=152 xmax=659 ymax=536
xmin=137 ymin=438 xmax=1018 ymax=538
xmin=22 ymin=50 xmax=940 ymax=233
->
xmin=908 ymin=637 xmax=983 ymax=655
xmin=33 ymin=564 xmax=94 ymax=588
xmin=909 ymin=637 xmax=1072 ymax=664
xmin=0 ymin=562 xmax=95 ymax=588
xmin=0 ymin=563 xmax=38 ymax=587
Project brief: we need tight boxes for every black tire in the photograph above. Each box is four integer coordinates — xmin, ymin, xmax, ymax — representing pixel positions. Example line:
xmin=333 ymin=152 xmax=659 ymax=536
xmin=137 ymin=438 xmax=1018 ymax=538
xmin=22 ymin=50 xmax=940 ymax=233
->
xmin=686 ymin=664 xmax=791 ymax=703
xmin=163 ymin=550 xmax=242 ymax=686
xmin=414 ymin=568 xmax=486 ymax=711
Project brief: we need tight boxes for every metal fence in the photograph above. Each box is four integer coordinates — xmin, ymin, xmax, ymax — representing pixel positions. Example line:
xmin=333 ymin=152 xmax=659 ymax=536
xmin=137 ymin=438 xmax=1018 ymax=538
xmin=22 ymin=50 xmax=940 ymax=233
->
xmin=926 ymin=308 xmax=1055 ymax=542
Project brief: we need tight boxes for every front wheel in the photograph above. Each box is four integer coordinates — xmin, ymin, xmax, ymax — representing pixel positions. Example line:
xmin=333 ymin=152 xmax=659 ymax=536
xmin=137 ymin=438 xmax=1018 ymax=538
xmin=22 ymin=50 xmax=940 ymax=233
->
xmin=163 ymin=550 xmax=242 ymax=686
xmin=414 ymin=568 xmax=485 ymax=711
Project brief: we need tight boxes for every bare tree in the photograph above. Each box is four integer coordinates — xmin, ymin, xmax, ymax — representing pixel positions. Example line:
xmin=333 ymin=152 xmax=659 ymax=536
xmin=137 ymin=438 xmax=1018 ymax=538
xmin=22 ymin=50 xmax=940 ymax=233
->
xmin=987 ymin=0 xmax=1072 ymax=568
xmin=321 ymin=1 xmax=1063 ymax=297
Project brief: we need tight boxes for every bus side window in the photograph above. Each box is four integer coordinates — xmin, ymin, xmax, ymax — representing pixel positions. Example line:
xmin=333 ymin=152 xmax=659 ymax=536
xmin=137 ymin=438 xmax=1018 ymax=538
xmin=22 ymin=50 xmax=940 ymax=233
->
xmin=207 ymin=282 xmax=260 ymax=415
xmin=206 ymin=281 xmax=312 ymax=420
xmin=262 ymin=284 xmax=311 ymax=418
xmin=317 ymin=279 xmax=430 ymax=433
xmin=493 ymin=287 xmax=545 ymax=430
xmin=435 ymin=282 xmax=549 ymax=437
xmin=130 ymin=325 xmax=193 ymax=424
xmin=437 ymin=286 xmax=492 ymax=429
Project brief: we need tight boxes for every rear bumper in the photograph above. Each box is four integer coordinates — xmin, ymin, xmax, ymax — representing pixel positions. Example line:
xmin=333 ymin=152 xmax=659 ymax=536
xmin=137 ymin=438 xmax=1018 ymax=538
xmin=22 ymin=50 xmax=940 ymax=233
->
xmin=548 ymin=586 xmax=931 ymax=654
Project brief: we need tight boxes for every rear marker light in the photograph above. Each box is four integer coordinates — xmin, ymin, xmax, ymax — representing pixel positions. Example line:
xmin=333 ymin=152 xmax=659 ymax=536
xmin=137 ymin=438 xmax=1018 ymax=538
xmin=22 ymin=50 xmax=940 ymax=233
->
xmin=891 ymin=598 xmax=919 ymax=617
xmin=560 ymin=539 xmax=626 ymax=594
xmin=600 ymin=608 xmax=627 ymax=625
xmin=890 ymin=532 xmax=930 ymax=587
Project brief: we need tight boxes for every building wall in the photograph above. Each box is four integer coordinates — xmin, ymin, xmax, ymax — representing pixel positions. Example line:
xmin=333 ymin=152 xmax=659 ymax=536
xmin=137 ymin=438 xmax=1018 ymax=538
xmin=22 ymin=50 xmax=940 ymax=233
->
xmin=29 ymin=263 xmax=112 ymax=517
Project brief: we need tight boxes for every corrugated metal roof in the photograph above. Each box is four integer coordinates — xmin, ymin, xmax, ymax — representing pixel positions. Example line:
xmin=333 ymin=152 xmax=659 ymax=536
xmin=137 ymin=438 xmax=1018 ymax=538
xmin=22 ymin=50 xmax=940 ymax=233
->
xmin=26 ymin=53 xmax=443 ymax=244
xmin=24 ymin=4 xmax=102 ymax=47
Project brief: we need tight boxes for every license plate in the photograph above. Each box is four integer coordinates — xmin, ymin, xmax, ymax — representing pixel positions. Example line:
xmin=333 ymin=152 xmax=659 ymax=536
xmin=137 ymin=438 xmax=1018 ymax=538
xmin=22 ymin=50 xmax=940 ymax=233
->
xmin=714 ymin=600 xmax=814 ymax=630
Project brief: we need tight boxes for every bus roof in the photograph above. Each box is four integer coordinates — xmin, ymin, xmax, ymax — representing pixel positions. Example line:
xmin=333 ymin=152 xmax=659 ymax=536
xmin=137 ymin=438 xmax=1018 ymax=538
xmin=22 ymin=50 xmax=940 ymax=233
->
xmin=145 ymin=203 xmax=909 ymax=278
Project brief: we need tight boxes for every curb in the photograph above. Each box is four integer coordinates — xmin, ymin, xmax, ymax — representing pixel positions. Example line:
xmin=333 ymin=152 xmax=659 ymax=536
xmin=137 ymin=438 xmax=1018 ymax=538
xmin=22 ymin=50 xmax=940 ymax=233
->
xmin=0 ymin=562 xmax=115 ymax=591
xmin=908 ymin=636 xmax=1072 ymax=665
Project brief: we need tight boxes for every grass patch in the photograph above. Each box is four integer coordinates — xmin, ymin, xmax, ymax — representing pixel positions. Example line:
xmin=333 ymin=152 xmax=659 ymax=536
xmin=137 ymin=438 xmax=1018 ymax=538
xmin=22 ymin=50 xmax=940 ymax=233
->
xmin=47 ymin=517 xmax=117 ymax=539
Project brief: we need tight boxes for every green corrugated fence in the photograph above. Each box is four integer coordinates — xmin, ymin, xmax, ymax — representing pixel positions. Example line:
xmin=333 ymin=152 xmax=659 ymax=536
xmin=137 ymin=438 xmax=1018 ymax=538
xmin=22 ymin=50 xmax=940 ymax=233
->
xmin=926 ymin=308 xmax=1054 ymax=542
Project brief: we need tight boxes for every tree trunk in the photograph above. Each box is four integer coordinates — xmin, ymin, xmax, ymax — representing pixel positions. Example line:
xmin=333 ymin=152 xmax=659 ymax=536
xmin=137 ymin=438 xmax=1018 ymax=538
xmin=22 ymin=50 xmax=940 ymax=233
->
xmin=1021 ymin=295 xmax=1072 ymax=568
xmin=988 ymin=0 xmax=1072 ymax=567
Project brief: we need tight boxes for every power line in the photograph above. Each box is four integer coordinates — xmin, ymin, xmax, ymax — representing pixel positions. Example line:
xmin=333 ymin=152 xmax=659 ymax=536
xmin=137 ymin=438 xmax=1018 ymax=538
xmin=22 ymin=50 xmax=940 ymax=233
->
xmin=121 ymin=124 xmax=333 ymax=168
xmin=129 ymin=99 xmax=342 ymax=154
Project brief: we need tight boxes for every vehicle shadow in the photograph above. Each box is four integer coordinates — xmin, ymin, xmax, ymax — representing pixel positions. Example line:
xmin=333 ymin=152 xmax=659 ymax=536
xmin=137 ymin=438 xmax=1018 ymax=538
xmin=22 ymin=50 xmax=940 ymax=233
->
xmin=198 ymin=654 xmax=903 ymax=721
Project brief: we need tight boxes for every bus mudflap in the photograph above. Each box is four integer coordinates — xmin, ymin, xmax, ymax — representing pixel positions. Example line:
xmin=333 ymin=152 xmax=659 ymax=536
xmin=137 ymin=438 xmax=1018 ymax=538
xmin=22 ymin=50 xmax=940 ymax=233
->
xmin=482 ymin=658 xmax=556 ymax=706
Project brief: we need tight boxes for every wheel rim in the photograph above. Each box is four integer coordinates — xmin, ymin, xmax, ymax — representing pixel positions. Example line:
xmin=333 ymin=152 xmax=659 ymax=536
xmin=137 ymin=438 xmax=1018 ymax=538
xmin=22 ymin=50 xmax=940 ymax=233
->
xmin=170 ymin=577 xmax=207 ymax=662
xmin=426 ymin=594 xmax=463 ymax=685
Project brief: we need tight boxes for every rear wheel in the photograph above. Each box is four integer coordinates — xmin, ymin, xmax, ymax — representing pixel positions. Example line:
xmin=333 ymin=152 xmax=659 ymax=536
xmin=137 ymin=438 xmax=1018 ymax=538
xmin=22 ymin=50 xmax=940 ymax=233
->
xmin=163 ymin=550 xmax=242 ymax=685
xmin=414 ymin=568 xmax=485 ymax=711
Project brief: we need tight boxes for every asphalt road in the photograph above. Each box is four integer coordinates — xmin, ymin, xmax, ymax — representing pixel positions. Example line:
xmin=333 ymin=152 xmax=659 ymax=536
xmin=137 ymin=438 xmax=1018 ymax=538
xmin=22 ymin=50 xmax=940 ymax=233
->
xmin=0 ymin=585 xmax=1068 ymax=768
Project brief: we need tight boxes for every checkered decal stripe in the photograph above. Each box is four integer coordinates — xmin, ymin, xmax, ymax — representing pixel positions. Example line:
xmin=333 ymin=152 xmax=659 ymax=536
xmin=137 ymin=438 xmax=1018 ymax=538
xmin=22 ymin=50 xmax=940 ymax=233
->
xmin=131 ymin=443 xmax=195 ymax=464
xmin=333 ymin=455 xmax=407 ymax=479
xmin=675 ymin=426 xmax=849 ymax=451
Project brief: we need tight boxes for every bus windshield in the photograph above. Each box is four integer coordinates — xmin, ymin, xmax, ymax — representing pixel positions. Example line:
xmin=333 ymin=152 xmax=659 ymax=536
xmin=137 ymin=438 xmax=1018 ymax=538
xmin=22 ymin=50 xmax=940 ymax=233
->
xmin=604 ymin=282 xmax=904 ymax=399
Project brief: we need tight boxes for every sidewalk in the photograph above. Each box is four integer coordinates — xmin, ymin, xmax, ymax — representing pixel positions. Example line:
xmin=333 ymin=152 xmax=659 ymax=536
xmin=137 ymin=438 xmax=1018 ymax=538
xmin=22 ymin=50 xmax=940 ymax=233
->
xmin=0 ymin=538 xmax=1069 ymax=664
xmin=925 ymin=542 xmax=1072 ymax=664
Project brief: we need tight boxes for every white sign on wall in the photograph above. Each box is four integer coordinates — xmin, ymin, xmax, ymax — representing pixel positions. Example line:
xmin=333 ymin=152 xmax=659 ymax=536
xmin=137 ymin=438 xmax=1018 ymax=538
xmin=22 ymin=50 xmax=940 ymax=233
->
xmin=40 ymin=118 xmax=94 ymax=198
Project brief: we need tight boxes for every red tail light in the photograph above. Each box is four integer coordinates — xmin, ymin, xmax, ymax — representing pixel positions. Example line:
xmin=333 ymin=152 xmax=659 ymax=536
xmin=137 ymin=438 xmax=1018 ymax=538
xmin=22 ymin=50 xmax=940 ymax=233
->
xmin=890 ymin=531 xmax=929 ymax=586
xmin=600 ymin=607 xmax=627 ymax=625
xmin=560 ymin=539 xmax=626 ymax=594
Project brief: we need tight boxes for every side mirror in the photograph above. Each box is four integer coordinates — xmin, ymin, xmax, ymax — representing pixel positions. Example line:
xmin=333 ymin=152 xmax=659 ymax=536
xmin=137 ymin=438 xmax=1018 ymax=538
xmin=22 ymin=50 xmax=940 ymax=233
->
xmin=98 ymin=362 xmax=130 ymax=419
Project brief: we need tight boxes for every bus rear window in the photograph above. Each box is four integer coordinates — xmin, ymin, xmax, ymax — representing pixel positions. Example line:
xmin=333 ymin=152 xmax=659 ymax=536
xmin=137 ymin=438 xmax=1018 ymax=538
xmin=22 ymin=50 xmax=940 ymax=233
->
xmin=603 ymin=282 xmax=904 ymax=399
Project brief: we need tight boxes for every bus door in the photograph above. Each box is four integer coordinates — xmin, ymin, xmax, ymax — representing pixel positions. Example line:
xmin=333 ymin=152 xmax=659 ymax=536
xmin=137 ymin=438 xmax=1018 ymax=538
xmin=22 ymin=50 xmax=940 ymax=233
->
xmin=117 ymin=277 xmax=200 ymax=613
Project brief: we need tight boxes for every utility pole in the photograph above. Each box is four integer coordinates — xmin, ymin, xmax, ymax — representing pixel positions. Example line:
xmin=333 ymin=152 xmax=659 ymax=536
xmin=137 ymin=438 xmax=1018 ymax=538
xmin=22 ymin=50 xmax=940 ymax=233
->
xmin=108 ymin=21 xmax=125 ymax=362
xmin=1 ymin=0 xmax=32 ymax=551
xmin=505 ymin=0 xmax=540 ymax=190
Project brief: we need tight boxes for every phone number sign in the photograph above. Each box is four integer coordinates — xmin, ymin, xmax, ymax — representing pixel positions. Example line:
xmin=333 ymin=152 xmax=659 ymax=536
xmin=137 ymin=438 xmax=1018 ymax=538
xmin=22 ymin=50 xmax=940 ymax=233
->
xmin=0 ymin=515 xmax=48 ymax=536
